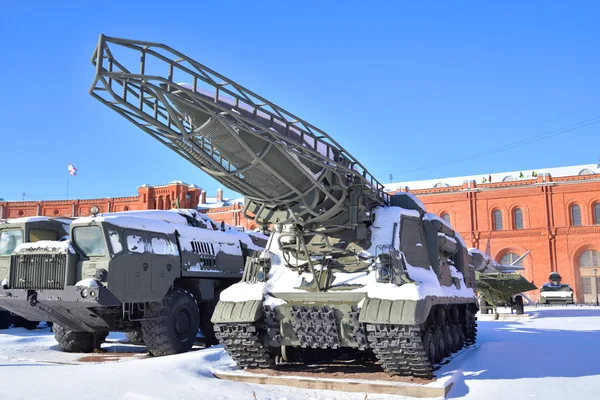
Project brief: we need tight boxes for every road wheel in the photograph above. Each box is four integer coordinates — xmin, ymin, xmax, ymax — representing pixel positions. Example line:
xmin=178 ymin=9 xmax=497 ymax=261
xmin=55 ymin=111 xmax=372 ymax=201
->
xmin=422 ymin=328 xmax=436 ymax=366
xmin=514 ymin=295 xmax=524 ymax=315
xmin=12 ymin=315 xmax=40 ymax=330
xmin=142 ymin=288 xmax=200 ymax=356
xmin=456 ymin=324 xmax=465 ymax=349
xmin=433 ymin=326 xmax=445 ymax=363
xmin=450 ymin=324 xmax=460 ymax=352
xmin=126 ymin=330 xmax=144 ymax=345
xmin=53 ymin=324 xmax=105 ymax=353
xmin=442 ymin=324 xmax=453 ymax=357
xmin=0 ymin=310 xmax=12 ymax=330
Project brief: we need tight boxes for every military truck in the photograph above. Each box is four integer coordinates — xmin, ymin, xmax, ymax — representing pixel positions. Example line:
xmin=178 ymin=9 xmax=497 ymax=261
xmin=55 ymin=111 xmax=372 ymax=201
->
xmin=89 ymin=35 xmax=478 ymax=378
xmin=0 ymin=208 xmax=263 ymax=355
xmin=469 ymin=248 xmax=537 ymax=318
xmin=540 ymin=272 xmax=574 ymax=304
xmin=0 ymin=217 xmax=71 ymax=329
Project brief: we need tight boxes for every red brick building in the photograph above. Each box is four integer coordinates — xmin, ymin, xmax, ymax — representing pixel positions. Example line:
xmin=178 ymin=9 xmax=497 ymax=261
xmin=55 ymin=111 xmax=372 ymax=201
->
xmin=0 ymin=181 xmax=256 ymax=230
xmin=2 ymin=164 xmax=599 ymax=303
xmin=387 ymin=164 xmax=600 ymax=304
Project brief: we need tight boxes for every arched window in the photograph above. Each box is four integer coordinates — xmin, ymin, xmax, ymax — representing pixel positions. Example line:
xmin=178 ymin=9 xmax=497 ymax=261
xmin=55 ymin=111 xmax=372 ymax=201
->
xmin=594 ymin=203 xmax=600 ymax=225
xmin=501 ymin=252 xmax=523 ymax=266
xmin=579 ymin=249 xmax=600 ymax=303
xmin=434 ymin=182 xmax=449 ymax=188
xmin=503 ymin=176 xmax=516 ymax=182
xmin=442 ymin=213 xmax=451 ymax=224
xmin=514 ymin=208 xmax=524 ymax=230
xmin=579 ymin=169 xmax=594 ymax=175
xmin=493 ymin=210 xmax=503 ymax=230
xmin=571 ymin=204 xmax=581 ymax=226
xmin=580 ymin=249 xmax=600 ymax=268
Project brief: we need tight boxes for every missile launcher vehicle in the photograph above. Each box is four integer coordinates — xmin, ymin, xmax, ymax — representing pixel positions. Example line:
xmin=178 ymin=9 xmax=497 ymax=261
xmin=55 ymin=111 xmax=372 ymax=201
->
xmin=0 ymin=209 xmax=264 ymax=355
xmin=469 ymin=248 xmax=537 ymax=317
xmin=89 ymin=35 xmax=479 ymax=378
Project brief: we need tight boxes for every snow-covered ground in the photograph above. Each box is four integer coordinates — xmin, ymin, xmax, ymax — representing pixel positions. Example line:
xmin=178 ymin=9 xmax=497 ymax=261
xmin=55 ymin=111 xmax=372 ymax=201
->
xmin=0 ymin=306 xmax=599 ymax=400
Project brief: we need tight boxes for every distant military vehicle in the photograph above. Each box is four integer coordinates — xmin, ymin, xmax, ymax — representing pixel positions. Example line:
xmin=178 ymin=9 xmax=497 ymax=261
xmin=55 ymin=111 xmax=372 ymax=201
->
xmin=469 ymin=249 xmax=537 ymax=318
xmin=0 ymin=217 xmax=71 ymax=330
xmin=0 ymin=209 xmax=264 ymax=355
xmin=89 ymin=35 xmax=478 ymax=378
xmin=540 ymin=272 xmax=574 ymax=304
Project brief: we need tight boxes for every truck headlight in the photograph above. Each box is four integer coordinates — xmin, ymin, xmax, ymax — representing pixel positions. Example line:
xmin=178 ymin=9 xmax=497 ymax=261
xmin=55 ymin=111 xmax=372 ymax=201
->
xmin=81 ymin=288 xmax=89 ymax=298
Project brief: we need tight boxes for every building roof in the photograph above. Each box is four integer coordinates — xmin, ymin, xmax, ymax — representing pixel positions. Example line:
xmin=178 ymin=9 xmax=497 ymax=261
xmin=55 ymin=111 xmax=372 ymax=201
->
xmin=197 ymin=196 xmax=244 ymax=209
xmin=384 ymin=163 xmax=600 ymax=192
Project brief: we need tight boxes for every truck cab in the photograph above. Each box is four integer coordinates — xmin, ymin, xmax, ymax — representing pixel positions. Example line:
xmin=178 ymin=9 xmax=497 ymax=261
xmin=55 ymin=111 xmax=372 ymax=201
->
xmin=0 ymin=217 xmax=71 ymax=329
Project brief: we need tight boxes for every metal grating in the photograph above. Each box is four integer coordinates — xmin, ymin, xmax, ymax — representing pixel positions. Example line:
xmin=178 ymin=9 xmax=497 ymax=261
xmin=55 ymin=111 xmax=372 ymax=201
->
xmin=9 ymin=253 xmax=67 ymax=290
xmin=89 ymin=35 xmax=388 ymax=228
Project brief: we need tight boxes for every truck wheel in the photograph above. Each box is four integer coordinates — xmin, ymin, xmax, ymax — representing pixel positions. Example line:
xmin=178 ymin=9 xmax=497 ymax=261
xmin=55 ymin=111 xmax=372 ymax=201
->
xmin=53 ymin=324 xmax=105 ymax=353
xmin=142 ymin=288 xmax=200 ymax=356
xmin=0 ymin=310 xmax=12 ymax=330
xmin=514 ymin=295 xmax=524 ymax=315
xmin=12 ymin=315 xmax=40 ymax=330
xmin=126 ymin=330 xmax=145 ymax=345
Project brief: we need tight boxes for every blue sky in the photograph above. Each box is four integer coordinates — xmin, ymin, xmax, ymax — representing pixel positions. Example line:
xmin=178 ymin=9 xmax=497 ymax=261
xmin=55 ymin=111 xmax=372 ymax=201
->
xmin=1 ymin=1 xmax=599 ymax=201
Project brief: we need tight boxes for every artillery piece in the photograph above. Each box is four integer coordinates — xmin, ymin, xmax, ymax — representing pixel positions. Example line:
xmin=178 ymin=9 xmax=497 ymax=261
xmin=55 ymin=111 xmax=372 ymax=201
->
xmin=90 ymin=35 xmax=478 ymax=378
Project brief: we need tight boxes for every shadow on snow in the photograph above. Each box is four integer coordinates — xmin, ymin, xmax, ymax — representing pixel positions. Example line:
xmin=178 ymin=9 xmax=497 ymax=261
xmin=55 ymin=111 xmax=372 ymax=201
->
xmin=442 ymin=307 xmax=600 ymax=398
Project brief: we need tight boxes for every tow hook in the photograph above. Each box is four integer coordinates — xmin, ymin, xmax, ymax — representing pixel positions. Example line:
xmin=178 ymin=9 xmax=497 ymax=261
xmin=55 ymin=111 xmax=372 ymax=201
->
xmin=28 ymin=291 xmax=38 ymax=307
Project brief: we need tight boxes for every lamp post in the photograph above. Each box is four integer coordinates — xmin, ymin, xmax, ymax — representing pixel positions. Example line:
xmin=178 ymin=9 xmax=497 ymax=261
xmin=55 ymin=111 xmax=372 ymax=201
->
xmin=594 ymin=268 xmax=599 ymax=307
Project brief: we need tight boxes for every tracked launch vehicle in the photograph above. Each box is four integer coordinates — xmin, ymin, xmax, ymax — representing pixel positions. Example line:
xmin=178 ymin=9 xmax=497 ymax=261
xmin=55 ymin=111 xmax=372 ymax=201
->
xmin=90 ymin=35 xmax=478 ymax=378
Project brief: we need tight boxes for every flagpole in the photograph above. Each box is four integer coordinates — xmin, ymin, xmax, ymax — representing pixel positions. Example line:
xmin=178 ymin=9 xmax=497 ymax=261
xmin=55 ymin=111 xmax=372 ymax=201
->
xmin=67 ymin=173 xmax=69 ymax=200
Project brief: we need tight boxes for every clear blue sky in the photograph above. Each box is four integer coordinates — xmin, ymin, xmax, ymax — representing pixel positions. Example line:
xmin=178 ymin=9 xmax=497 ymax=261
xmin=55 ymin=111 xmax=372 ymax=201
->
xmin=1 ymin=1 xmax=599 ymax=201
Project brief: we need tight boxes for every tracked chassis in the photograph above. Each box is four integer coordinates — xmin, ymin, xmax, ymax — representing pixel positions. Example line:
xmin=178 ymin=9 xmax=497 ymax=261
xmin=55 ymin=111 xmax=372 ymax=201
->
xmin=214 ymin=305 xmax=477 ymax=378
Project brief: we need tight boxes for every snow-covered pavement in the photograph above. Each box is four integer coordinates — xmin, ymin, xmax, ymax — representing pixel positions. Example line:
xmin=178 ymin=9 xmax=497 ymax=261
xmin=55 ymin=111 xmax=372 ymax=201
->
xmin=0 ymin=306 xmax=599 ymax=400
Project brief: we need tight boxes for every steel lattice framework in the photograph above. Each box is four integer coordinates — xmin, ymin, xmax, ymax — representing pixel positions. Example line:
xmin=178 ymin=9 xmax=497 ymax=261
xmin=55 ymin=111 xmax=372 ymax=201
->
xmin=90 ymin=35 xmax=388 ymax=228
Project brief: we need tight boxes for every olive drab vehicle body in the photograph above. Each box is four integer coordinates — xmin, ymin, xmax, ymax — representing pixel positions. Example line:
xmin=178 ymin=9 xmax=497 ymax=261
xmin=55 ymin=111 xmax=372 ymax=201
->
xmin=0 ymin=217 xmax=71 ymax=329
xmin=469 ymin=248 xmax=537 ymax=316
xmin=89 ymin=35 xmax=479 ymax=378
xmin=0 ymin=209 xmax=265 ymax=355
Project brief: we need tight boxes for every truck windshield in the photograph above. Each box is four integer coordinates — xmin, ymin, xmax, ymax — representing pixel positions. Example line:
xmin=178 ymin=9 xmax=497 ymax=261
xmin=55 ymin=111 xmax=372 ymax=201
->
xmin=0 ymin=229 xmax=23 ymax=256
xmin=73 ymin=226 xmax=106 ymax=257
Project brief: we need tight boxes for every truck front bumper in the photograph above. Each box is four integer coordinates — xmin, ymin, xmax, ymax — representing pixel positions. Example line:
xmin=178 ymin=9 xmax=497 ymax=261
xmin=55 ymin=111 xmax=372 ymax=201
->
xmin=0 ymin=286 xmax=122 ymax=332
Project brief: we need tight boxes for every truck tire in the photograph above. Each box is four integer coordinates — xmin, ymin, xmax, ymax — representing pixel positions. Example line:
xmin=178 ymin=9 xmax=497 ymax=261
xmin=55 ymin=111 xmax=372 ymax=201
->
xmin=53 ymin=324 xmax=106 ymax=353
xmin=142 ymin=288 xmax=200 ymax=356
xmin=126 ymin=330 xmax=144 ymax=345
xmin=11 ymin=315 xmax=40 ymax=330
xmin=514 ymin=295 xmax=524 ymax=315
xmin=0 ymin=310 xmax=12 ymax=330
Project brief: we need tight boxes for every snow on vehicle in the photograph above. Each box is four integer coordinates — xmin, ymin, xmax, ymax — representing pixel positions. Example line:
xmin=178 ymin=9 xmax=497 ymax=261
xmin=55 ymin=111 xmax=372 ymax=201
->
xmin=0 ymin=208 xmax=263 ymax=355
xmin=0 ymin=216 xmax=71 ymax=330
xmin=469 ymin=248 xmax=537 ymax=317
xmin=540 ymin=272 xmax=574 ymax=305
xmin=89 ymin=35 xmax=478 ymax=378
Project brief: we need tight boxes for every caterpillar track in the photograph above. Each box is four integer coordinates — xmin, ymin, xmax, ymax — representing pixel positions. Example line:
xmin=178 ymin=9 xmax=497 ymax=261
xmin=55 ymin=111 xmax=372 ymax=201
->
xmin=366 ymin=312 xmax=476 ymax=379
xmin=213 ymin=322 xmax=275 ymax=368
xmin=214 ymin=307 xmax=478 ymax=379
